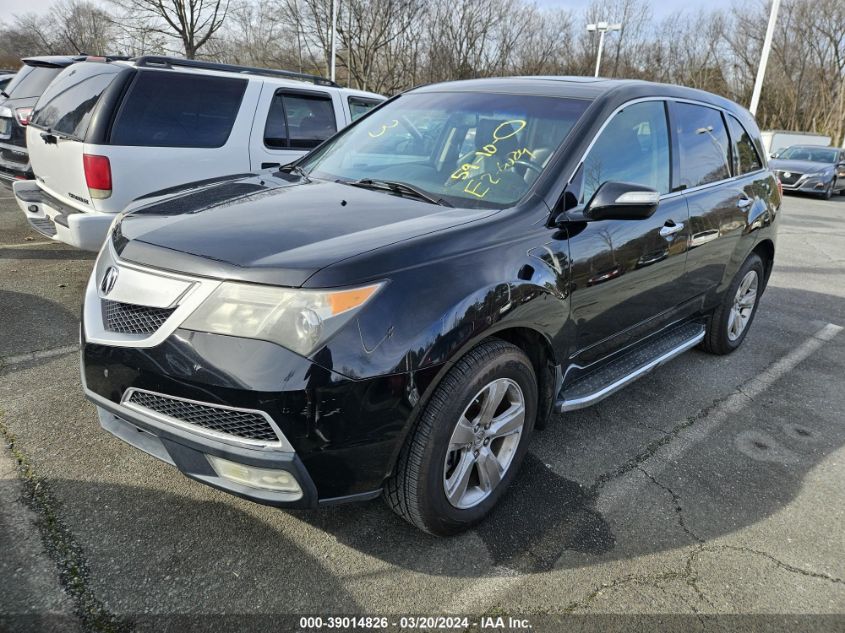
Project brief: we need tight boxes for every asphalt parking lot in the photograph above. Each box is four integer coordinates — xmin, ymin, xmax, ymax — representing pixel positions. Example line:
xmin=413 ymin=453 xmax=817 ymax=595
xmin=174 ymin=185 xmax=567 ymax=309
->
xmin=1 ymin=191 xmax=844 ymax=632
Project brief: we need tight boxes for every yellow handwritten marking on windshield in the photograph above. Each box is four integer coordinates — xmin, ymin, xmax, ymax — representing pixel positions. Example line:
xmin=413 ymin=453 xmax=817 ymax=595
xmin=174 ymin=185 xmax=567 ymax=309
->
xmin=449 ymin=119 xmax=533 ymax=199
xmin=497 ymin=147 xmax=536 ymax=172
xmin=474 ymin=144 xmax=498 ymax=158
xmin=464 ymin=174 xmax=501 ymax=198
xmin=451 ymin=163 xmax=480 ymax=180
xmin=450 ymin=119 xmax=528 ymax=182
xmin=463 ymin=147 xmax=537 ymax=199
xmin=368 ymin=119 xmax=399 ymax=138
xmin=493 ymin=119 xmax=526 ymax=141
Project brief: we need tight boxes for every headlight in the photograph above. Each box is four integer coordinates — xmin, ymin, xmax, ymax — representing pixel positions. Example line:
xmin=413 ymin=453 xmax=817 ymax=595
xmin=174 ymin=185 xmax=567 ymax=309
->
xmin=182 ymin=281 xmax=382 ymax=356
xmin=808 ymin=170 xmax=831 ymax=178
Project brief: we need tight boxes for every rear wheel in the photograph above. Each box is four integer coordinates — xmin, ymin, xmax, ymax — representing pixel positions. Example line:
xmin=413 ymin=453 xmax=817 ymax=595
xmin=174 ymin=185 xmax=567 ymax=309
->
xmin=384 ymin=339 xmax=537 ymax=535
xmin=701 ymin=253 xmax=764 ymax=355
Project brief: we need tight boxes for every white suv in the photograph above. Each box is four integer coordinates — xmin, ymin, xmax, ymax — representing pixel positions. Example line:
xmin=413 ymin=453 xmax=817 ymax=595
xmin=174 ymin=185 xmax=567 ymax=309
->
xmin=15 ymin=56 xmax=384 ymax=250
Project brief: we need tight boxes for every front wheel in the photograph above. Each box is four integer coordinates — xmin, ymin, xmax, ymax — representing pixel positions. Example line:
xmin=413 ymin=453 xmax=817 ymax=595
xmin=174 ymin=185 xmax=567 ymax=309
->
xmin=701 ymin=253 xmax=764 ymax=355
xmin=820 ymin=181 xmax=833 ymax=200
xmin=384 ymin=339 xmax=537 ymax=535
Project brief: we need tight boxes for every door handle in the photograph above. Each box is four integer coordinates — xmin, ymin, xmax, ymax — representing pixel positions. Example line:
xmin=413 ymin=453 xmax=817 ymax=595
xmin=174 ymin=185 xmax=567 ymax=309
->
xmin=659 ymin=221 xmax=684 ymax=238
xmin=737 ymin=196 xmax=753 ymax=209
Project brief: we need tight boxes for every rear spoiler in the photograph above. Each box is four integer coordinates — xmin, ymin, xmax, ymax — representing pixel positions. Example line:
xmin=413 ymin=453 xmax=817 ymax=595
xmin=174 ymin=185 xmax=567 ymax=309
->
xmin=21 ymin=55 xmax=130 ymax=68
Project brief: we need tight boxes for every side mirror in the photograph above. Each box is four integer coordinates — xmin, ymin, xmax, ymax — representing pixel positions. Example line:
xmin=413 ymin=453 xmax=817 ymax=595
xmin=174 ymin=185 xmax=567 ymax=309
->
xmin=584 ymin=181 xmax=660 ymax=221
xmin=770 ymin=152 xmax=779 ymax=159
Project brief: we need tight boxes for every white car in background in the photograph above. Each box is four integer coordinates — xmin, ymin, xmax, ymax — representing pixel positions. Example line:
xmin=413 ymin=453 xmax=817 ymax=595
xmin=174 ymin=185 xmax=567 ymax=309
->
xmin=15 ymin=56 xmax=384 ymax=250
xmin=761 ymin=130 xmax=831 ymax=158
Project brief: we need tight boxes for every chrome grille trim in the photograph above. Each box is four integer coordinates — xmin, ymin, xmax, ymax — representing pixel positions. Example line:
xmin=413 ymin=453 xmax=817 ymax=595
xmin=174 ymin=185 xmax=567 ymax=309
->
xmin=83 ymin=241 xmax=223 ymax=349
xmin=775 ymin=170 xmax=803 ymax=186
xmin=102 ymin=300 xmax=176 ymax=334
xmin=121 ymin=388 xmax=293 ymax=451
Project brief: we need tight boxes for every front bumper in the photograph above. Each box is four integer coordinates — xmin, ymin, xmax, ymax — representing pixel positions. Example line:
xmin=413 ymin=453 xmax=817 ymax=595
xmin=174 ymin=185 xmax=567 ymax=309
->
xmin=779 ymin=175 xmax=832 ymax=194
xmin=14 ymin=179 xmax=114 ymax=250
xmin=82 ymin=328 xmax=413 ymax=507
xmin=89 ymin=393 xmax=319 ymax=508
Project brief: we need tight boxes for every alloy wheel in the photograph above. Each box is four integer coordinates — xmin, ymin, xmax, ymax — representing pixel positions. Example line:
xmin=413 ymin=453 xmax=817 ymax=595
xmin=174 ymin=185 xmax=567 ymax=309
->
xmin=727 ymin=270 xmax=759 ymax=341
xmin=443 ymin=378 xmax=526 ymax=509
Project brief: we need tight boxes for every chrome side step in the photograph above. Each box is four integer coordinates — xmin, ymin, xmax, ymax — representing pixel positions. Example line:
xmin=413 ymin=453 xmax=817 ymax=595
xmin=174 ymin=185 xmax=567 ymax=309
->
xmin=556 ymin=322 xmax=705 ymax=412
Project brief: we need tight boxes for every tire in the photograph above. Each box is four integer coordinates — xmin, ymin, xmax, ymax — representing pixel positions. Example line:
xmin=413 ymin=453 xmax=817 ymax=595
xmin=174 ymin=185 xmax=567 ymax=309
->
xmin=701 ymin=253 xmax=765 ymax=355
xmin=384 ymin=339 xmax=537 ymax=536
xmin=820 ymin=181 xmax=833 ymax=200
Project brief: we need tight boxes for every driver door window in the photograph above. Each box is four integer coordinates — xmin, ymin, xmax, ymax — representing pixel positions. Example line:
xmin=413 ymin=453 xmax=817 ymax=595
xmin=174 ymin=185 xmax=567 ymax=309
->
xmin=582 ymin=101 xmax=671 ymax=202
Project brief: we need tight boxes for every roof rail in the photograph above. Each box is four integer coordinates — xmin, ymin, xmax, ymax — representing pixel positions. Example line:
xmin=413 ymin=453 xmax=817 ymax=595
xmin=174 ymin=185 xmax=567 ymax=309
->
xmin=132 ymin=56 xmax=339 ymax=87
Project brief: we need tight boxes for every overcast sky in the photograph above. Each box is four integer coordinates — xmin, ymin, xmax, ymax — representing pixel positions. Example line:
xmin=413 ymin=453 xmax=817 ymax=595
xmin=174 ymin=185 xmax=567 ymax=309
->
xmin=0 ymin=0 xmax=737 ymax=22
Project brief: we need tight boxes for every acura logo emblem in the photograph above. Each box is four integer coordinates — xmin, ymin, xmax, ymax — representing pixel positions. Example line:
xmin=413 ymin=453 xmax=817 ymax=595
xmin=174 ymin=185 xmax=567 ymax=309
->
xmin=101 ymin=267 xmax=119 ymax=295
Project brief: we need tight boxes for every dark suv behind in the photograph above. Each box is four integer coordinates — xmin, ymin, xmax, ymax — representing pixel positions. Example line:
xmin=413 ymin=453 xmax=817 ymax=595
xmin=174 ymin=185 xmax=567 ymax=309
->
xmin=0 ymin=56 xmax=91 ymax=186
xmin=81 ymin=77 xmax=780 ymax=535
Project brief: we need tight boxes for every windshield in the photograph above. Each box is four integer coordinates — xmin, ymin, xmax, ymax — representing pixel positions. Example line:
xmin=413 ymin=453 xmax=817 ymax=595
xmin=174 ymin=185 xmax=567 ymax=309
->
xmin=3 ymin=65 xmax=64 ymax=99
xmin=299 ymin=92 xmax=590 ymax=209
xmin=778 ymin=146 xmax=838 ymax=163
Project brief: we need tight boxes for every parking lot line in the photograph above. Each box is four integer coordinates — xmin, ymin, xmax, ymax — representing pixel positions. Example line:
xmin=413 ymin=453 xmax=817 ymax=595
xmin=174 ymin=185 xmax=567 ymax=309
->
xmin=599 ymin=321 xmax=843 ymax=512
xmin=443 ymin=322 xmax=843 ymax=614
xmin=1 ymin=241 xmax=58 ymax=249
xmin=0 ymin=345 xmax=79 ymax=369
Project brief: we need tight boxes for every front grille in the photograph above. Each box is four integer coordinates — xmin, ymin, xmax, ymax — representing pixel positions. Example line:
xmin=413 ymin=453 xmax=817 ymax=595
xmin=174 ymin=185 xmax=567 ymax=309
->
xmin=126 ymin=391 xmax=279 ymax=443
xmin=776 ymin=170 xmax=802 ymax=186
xmin=102 ymin=300 xmax=175 ymax=334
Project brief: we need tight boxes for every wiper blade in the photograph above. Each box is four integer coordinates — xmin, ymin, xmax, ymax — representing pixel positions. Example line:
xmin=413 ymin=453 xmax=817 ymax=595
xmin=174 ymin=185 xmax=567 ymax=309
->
xmin=348 ymin=178 xmax=452 ymax=207
xmin=278 ymin=163 xmax=309 ymax=178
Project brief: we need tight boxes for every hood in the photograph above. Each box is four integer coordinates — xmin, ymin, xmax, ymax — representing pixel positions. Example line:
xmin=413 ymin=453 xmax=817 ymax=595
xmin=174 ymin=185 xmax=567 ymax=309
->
xmin=115 ymin=173 xmax=494 ymax=287
xmin=769 ymin=158 xmax=833 ymax=174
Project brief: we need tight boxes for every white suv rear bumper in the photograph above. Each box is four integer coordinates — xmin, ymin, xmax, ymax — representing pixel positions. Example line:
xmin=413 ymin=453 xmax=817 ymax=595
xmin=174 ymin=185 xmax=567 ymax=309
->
xmin=13 ymin=180 xmax=114 ymax=251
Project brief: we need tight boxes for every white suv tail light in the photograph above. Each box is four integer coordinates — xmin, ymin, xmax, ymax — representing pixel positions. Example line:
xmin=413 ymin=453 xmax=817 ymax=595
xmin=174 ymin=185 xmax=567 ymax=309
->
xmin=83 ymin=154 xmax=112 ymax=199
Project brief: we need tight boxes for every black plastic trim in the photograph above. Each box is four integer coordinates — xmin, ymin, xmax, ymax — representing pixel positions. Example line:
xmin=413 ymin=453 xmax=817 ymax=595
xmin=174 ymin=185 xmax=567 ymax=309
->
xmin=86 ymin=66 xmax=137 ymax=145
xmin=133 ymin=55 xmax=338 ymax=87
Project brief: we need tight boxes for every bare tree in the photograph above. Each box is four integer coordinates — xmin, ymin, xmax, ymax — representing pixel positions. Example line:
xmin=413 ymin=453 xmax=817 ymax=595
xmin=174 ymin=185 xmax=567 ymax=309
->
xmin=109 ymin=0 xmax=230 ymax=58
xmin=54 ymin=0 xmax=116 ymax=54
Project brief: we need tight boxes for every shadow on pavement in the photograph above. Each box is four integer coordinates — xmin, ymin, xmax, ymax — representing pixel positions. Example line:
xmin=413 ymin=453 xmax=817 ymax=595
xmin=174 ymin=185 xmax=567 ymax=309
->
xmin=0 ymin=291 xmax=79 ymax=360
xmin=0 ymin=248 xmax=97 ymax=261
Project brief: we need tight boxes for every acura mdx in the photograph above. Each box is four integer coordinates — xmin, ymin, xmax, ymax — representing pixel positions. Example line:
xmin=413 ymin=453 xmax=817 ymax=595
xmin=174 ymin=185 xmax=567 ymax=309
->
xmin=81 ymin=77 xmax=779 ymax=535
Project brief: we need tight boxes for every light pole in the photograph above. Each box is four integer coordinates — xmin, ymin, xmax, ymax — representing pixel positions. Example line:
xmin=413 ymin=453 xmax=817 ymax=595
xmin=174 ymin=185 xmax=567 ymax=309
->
xmin=587 ymin=21 xmax=622 ymax=78
xmin=749 ymin=0 xmax=781 ymax=117
xmin=330 ymin=0 xmax=339 ymax=83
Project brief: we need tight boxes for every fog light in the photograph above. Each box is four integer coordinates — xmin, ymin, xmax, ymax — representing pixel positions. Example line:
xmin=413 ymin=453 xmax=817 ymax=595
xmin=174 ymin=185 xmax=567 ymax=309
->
xmin=207 ymin=455 xmax=303 ymax=498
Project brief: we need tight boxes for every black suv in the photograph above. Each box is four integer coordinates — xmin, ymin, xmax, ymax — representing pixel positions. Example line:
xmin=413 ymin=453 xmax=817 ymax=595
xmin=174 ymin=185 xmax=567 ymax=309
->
xmin=81 ymin=77 xmax=779 ymax=535
xmin=0 ymin=56 xmax=87 ymax=186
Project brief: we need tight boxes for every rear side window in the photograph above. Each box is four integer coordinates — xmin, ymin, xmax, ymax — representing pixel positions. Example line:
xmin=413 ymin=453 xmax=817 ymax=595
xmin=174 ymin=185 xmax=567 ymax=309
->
xmin=582 ymin=100 xmax=671 ymax=202
xmin=111 ymin=71 xmax=247 ymax=148
xmin=348 ymin=96 xmax=381 ymax=121
xmin=726 ymin=115 xmax=762 ymax=175
xmin=4 ymin=65 xmax=63 ymax=99
xmin=264 ymin=92 xmax=336 ymax=150
xmin=674 ymin=103 xmax=731 ymax=188
xmin=31 ymin=66 xmax=119 ymax=139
